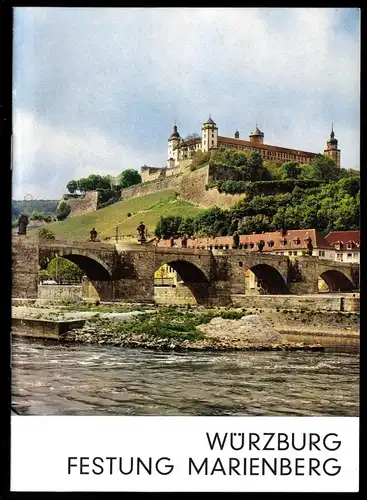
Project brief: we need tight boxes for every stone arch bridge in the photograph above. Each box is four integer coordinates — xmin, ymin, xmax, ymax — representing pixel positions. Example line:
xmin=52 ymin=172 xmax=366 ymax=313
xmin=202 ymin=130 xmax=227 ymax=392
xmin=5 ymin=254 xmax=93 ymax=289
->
xmin=12 ymin=237 xmax=359 ymax=305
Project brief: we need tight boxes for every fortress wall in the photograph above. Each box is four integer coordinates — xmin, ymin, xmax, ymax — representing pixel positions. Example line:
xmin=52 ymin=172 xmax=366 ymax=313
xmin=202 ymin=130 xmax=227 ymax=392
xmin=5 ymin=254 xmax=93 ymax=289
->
xmin=179 ymin=165 xmax=244 ymax=209
xmin=64 ymin=191 xmax=99 ymax=217
xmin=121 ymin=164 xmax=244 ymax=209
xmin=120 ymin=175 xmax=182 ymax=201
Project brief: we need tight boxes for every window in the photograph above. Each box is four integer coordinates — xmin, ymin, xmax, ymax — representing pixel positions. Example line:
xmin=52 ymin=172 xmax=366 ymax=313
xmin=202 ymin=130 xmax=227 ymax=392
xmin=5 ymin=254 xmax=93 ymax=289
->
xmin=347 ymin=253 xmax=352 ymax=258
xmin=319 ymin=251 xmax=325 ymax=257
xmin=347 ymin=243 xmax=353 ymax=250
xmin=239 ymin=261 xmax=243 ymax=267
xmin=212 ymin=140 xmax=214 ymax=145
xmin=336 ymin=253 xmax=343 ymax=261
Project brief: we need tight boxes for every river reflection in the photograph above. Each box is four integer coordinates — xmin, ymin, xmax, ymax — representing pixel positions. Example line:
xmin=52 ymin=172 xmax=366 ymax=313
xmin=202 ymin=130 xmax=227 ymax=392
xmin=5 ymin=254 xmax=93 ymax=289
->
xmin=12 ymin=337 xmax=359 ymax=417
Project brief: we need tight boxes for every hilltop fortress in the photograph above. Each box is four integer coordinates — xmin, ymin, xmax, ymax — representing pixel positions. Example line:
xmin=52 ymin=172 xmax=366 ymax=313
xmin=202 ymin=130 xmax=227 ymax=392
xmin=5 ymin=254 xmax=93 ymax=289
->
xmin=141 ymin=117 xmax=341 ymax=183
xmin=64 ymin=118 xmax=342 ymax=217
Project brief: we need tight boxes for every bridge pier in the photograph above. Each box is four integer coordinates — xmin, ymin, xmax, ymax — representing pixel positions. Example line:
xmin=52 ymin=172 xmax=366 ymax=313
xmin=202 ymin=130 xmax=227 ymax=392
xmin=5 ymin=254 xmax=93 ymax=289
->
xmin=12 ymin=237 xmax=39 ymax=299
xmin=84 ymin=278 xmax=155 ymax=303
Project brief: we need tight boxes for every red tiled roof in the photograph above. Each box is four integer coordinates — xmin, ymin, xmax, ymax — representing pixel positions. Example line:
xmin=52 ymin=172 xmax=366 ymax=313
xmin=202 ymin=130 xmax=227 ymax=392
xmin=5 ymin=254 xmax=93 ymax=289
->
xmin=217 ymin=136 xmax=318 ymax=157
xmin=325 ymin=231 xmax=360 ymax=246
xmin=157 ymin=229 xmax=333 ymax=251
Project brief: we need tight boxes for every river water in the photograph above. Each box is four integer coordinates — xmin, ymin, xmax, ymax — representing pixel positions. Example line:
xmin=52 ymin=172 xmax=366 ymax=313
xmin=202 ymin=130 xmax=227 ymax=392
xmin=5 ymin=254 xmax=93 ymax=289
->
xmin=11 ymin=337 xmax=359 ymax=416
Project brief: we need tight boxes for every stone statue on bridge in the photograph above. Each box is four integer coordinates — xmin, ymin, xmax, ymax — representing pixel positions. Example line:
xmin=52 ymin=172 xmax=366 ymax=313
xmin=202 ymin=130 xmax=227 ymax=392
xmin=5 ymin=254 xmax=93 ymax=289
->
xmin=136 ymin=222 xmax=146 ymax=243
xmin=90 ymin=228 xmax=97 ymax=242
xmin=232 ymin=232 xmax=240 ymax=249
xmin=305 ymin=237 xmax=313 ymax=256
xmin=17 ymin=214 xmax=29 ymax=235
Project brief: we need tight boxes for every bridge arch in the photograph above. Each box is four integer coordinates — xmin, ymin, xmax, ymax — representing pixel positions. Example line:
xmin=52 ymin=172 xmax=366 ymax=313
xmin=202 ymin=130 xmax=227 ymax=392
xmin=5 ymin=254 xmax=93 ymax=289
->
xmin=247 ymin=263 xmax=288 ymax=294
xmin=319 ymin=270 xmax=355 ymax=292
xmin=40 ymin=251 xmax=112 ymax=281
xmin=154 ymin=259 xmax=210 ymax=305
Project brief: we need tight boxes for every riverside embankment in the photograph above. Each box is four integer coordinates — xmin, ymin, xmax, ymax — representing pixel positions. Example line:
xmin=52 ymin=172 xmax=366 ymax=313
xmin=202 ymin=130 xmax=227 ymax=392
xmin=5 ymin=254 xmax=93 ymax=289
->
xmin=11 ymin=304 xmax=359 ymax=352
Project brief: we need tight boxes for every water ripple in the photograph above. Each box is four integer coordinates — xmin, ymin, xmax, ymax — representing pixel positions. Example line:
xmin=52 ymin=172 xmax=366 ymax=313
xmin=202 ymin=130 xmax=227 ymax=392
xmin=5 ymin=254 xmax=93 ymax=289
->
xmin=11 ymin=338 xmax=359 ymax=416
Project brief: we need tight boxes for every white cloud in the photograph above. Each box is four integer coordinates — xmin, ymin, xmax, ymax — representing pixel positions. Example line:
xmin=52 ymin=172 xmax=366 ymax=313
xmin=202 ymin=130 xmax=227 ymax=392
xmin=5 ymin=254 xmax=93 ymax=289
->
xmin=12 ymin=109 xmax=162 ymax=199
xmin=12 ymin=7 xmax=360 ymax=199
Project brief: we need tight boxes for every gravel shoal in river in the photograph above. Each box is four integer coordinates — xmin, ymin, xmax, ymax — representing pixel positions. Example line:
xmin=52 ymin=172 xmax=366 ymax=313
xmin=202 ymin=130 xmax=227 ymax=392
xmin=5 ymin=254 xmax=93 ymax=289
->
xmin=59 ymin=319 xmax=324 ymax=352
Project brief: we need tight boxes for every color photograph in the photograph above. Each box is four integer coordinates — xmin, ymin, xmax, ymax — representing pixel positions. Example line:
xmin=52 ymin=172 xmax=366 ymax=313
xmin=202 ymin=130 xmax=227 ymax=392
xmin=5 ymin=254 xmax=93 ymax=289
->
xmin=11 ymin=7 xmax=360 ymax=417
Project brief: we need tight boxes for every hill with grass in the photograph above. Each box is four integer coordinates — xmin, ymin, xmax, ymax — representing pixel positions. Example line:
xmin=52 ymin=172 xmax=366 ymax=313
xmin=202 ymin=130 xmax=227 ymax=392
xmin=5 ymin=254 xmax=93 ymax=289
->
xmin=40 ymin=190 xmax=202 ymax=242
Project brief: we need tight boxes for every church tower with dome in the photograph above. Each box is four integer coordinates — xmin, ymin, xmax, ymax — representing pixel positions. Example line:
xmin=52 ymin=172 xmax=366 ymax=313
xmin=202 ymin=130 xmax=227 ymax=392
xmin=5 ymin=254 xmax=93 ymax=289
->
xmin=323 ymin=124 xmax=341 ymax=168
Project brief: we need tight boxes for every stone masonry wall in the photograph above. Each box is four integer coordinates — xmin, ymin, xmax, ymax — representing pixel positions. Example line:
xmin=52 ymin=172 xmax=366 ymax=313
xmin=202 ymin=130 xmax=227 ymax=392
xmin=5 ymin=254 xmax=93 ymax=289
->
xmin=180 ymin=165 xmax=244 ymax=208
xmin=154 ymin=285 xmax=197 ymax=306
xmin=64 ymin=191 xmax=99 ymax=218
xmin=12 ymin=237 xmax=39 ymax=299
xmin=120 ymin=175 xmax=182 ymax=201
xmin=230 ymin=294 xmax=344 ymax=311
xmin=38 ymin=285 xmax=82 ymax=301
xmin=120 ymin=165 xmax=244 ymax=209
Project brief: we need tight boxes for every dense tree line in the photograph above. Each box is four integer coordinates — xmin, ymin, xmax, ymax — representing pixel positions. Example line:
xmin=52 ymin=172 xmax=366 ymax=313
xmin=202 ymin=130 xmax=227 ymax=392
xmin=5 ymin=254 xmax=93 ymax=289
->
xmin=66 ymin=169 xmax=142 ymax=194
xmin=12 ymin=200 xmax=59 ymax=220
xmin=155 ymin=176 xmax=360 ymax=239
xmin=207 ymin=154 xmax=357 ymax=195
xmin=210 ymin=149 xmax=270 ymax=182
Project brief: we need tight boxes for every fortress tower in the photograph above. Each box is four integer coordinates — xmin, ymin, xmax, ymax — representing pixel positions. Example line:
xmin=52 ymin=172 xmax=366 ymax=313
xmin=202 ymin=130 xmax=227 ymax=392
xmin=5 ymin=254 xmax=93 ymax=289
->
xmin=201 ymin=116 xmax=218 ymax=152
xmin=249 ymin=124 xmax=264 ymax=144
xmin=167 ymin=123 xmax=181 ymax=167
xmin=324 ymin=124 xmax=341 ymax=168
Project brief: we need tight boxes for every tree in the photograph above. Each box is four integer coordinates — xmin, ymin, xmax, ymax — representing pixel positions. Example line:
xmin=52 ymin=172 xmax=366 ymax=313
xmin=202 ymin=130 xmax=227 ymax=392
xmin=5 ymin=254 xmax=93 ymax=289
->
xmin=238 ymin=214 xmax=272 ymax=234
xmin=86 ymin=174 xmax=102 ymax=191
xmin=191 ymin=150 xmax=211 ymax=167
xmin=279 ymin=161 xmax=301 ymax=180
xmin=178 ymin=216 xmax=196 ymax=238
xmin=99 ymin=175 xmax=113 ymax=190
xmin=30 ymin=211 xmax=45 ymax=221
xmin=66 ymin=180 xmax=78 ymax=193
xmin=248 ymin=151 xmax=265 ymax=181
xmin=47 ymin=257 xmax=84 ymax=284
xmin=38 ymin=228 xmax=55 ymax=240
xmin=117 ymin=169 xmax=142 ymax=190
xmin=76 ymin=178 xmax=90 ymax=193
xmin=155 ymin=215 xmax=183 ymax=239
xmin=56 ymin=201 xmax=71 ymax=221
xmin=39 ymin=269 xmax=50 ymax=283
xmin=307 ymin=155 xmax=340 ymax=182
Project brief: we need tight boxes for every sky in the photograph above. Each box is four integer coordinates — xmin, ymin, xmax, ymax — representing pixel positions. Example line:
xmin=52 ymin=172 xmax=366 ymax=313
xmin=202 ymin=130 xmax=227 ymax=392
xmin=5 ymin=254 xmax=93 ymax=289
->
xmin=12 ymin=7 xmax=360 ymax=200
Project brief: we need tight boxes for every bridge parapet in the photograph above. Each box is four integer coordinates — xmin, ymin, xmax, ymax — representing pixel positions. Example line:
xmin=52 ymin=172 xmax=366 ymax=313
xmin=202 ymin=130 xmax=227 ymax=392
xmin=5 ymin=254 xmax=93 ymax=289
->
xmin=39 ymin=239 xmax=117 ymax=251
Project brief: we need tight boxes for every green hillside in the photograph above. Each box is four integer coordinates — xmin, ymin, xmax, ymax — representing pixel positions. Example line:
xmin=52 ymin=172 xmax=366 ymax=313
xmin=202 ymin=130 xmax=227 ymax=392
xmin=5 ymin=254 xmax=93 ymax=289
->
xmin=42 ymin=190 xmax=202 ymax=241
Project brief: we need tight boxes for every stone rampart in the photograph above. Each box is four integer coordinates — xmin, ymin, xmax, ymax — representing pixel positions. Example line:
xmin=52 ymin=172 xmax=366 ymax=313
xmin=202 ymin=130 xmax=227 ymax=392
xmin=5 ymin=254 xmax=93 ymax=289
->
xmin=180 ymin=165 xmax=244 ymax=208
xmin=63 ymin=191 xmax=99 ymax=217
xmin=120 ymin=175 xmax=181 ymax=201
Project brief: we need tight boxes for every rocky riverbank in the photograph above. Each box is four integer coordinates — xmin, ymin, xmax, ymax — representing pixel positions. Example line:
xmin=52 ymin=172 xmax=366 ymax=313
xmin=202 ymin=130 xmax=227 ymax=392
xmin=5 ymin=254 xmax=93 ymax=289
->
xmin=56 ymin=311 xmax=324 ymax=352
xmin=59 ymin=324 xmax=324 ymax=352
xmin=12 ymin=304 xmax=359 ymax=352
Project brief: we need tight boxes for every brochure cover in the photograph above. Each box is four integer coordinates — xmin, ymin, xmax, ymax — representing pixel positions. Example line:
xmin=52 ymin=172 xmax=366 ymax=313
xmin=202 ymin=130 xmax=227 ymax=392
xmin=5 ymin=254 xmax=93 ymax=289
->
xmin=10 ymin=7 xmax=360 ymax=493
